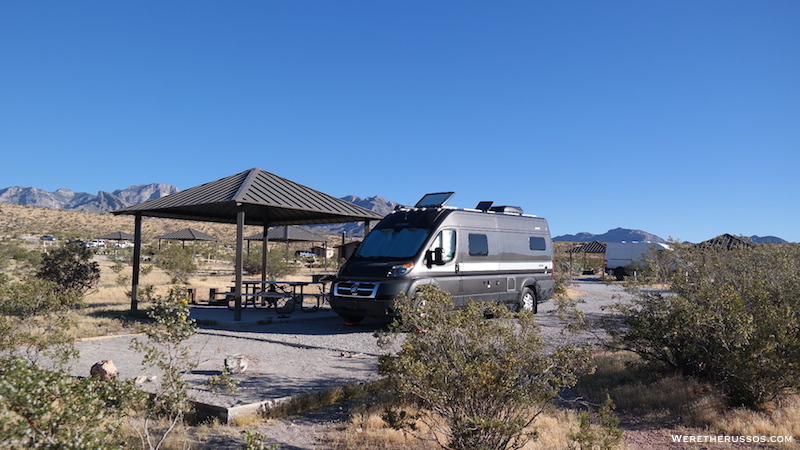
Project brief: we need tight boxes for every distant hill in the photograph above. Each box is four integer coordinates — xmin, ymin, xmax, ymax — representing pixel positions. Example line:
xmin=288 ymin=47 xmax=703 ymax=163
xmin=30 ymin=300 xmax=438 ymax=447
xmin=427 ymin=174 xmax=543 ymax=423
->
xmin=3 ymin=185 xmax=789 ymax=243
xmin=748 ymin=235 xmax=788 ymax=244
xmin=554 ymin=228 xmax=790 ymax=244
xmin=308 ymin=195 xmax=400 ymax=238
xmin=0 ymin=184 xmax=396 ymax=240
xmin=554 ymin=227 xmax=667 ymax=243
xmin=0 ymin=184 xmax=178 ymax=213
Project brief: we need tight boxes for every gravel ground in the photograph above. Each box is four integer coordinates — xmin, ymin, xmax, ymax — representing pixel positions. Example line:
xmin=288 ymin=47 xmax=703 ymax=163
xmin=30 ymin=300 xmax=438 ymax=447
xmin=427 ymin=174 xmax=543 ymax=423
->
xmin=238 ymin=278 xmax=633 ymax=449
xmin=75 ymin=279 xmax=700 ymax=449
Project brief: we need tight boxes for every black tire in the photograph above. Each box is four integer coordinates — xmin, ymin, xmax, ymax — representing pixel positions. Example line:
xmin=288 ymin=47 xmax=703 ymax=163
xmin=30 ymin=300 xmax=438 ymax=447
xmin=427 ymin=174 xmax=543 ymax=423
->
xmin=614 ymin=267 xmax=626 ymax=281
xmin=341 ymin=314 xmax=364 ymax=324
xmin=518 ymin=287 xmax=538 ymax=314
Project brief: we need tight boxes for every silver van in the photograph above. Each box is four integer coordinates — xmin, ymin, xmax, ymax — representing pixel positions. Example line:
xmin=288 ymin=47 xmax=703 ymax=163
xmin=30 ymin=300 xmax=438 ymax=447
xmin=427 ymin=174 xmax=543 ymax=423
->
xmin=330 ymin=192 xmax=555 ymax=323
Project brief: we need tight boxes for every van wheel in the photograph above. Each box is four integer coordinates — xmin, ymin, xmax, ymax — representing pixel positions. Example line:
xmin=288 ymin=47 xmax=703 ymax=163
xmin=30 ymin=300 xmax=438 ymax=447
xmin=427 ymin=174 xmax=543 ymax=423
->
xmin=518 ymin=287 xmax=537 ymax=314
xmin=341 ymin=315 xmax=364 ymax=325
xmin=614 ymin=267 xmax=626 ymax=281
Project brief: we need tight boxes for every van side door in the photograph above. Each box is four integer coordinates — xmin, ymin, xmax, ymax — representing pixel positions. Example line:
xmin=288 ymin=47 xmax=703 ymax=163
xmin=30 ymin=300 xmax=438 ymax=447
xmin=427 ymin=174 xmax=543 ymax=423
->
xmin=424 ymin=229 xmax=461 ymax=304
xmin=458 ymin=232 xmax=504 ymax=304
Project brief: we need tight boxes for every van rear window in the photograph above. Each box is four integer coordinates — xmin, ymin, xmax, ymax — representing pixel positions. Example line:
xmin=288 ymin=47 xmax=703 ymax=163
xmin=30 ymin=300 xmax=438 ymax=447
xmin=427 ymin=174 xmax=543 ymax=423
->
xmin=530 ymin=237 xmax=547 ymax=251
xmin=468 ymin=234 xmax=489 ymax=256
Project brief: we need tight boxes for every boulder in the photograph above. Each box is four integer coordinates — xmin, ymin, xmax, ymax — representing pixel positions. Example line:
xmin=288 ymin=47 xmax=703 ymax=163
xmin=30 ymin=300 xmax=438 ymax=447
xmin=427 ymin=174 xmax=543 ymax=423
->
xmin=90 ymin=360 xmax=117 ymax=381
xmin=224 ymin=354 xmax=249 ymax=374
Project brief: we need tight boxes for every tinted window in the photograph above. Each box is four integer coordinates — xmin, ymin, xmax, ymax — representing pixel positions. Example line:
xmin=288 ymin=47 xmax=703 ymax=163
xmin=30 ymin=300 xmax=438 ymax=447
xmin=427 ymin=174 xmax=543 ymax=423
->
xmin=530 ymin=237 xmax=547 ymax=251
xmin=356 ymin=227 xmax=432 ymax=259
xmin=468 ymin=234 xmax=489 ymax=256
xmin=428 ymin=229 xmax=456 ymax=263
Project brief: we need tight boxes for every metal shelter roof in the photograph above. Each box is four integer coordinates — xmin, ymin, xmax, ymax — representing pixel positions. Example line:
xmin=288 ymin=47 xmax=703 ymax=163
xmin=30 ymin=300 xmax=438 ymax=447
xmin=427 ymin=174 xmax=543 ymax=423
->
xmin=112 ymin=168 xmax=383 ymax=320
xmin=245 ymin=225 xmax=329 ymax=243
xmin=566 ymin=241 xmax=607 ymax=254
xmin=156 ymin=228 xmax=219 ymax=242
xmin=112 ymin=167 xmax=383 ymax=225
xmin=96 ymin=231 xmax=135 ymax=241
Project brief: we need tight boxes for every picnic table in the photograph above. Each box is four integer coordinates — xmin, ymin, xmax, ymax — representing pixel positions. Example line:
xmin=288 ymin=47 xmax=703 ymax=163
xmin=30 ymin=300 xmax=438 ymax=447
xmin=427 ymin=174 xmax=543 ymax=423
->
xmin=222 ymin=280 xmax=329 ymax=313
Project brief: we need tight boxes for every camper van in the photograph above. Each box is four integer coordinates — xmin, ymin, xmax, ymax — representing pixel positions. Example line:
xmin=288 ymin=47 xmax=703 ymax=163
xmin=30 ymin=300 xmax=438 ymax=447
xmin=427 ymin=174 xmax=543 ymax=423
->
xmin=604 ymin=242 xmax=672 ymax=280
xmin=329 ymin=192 xmax=555 ymax=323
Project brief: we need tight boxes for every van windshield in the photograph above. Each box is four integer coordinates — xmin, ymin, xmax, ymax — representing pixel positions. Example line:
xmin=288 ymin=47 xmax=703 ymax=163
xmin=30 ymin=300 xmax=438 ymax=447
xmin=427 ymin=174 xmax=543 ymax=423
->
xmin=355 ymin=227 xmax=431 ymax=259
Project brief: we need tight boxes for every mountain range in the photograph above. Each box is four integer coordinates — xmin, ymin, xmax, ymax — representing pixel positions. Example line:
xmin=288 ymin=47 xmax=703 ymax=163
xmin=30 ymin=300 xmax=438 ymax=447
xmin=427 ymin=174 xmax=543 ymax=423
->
xmin=552 ymin=228 xmax=788 ymax=244
xmin=553 ymin=227 xmax=666 ymax=243
xmin=0 ymin=185 xmax=788 ymax=243
xmin=0 ymin=185 xmax=178 ymax=213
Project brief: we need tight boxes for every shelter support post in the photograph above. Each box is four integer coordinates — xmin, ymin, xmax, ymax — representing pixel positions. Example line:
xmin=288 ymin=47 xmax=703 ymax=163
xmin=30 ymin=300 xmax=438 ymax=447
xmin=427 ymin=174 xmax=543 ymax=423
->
xmin=234 ymin=207 xmax=245 ymax=321
xmin=261 ymin=221 xmax=268 ymax=282
xmin=130 ymin=213 xmax=143 ymax=311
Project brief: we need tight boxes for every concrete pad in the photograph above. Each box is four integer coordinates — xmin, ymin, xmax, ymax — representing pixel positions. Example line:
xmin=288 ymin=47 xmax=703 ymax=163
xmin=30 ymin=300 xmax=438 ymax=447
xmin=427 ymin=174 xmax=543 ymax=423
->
xmin=71 ymin=306 xmax=389 ymax=422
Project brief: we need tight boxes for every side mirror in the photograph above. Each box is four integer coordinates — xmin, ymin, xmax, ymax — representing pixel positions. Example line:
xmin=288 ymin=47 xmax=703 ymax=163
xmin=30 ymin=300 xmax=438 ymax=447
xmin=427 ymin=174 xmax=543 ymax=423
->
xmin=425 ymin=248 xmax=445 ymax=267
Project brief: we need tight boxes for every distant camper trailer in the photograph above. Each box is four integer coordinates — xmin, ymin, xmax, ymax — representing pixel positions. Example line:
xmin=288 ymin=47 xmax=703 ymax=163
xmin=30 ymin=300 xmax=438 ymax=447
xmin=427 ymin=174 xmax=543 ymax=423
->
xmin=329 ymin=192 xmax=555 ymax=324
xmin=604 ymin=242 xmax=672 ymax=280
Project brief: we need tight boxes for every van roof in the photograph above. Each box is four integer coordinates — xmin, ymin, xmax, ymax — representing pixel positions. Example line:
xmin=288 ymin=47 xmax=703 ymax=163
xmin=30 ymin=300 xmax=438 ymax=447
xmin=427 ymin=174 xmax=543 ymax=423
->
xmin=399 ymin=192 xmax=538 ymax=218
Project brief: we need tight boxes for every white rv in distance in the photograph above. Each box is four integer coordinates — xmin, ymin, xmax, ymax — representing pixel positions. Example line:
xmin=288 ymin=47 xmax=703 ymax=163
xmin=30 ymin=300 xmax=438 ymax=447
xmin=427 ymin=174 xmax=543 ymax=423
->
xmin=604 ymin=242 xmax=672 ymax=280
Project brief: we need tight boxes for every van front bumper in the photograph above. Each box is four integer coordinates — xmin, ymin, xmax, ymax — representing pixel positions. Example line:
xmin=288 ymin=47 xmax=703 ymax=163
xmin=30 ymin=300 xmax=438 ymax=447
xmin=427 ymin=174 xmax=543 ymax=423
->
xmin=330 ymin=278 xmax=413 ymax=318
xmin=329 ymin=296 xmax=395 ymax=318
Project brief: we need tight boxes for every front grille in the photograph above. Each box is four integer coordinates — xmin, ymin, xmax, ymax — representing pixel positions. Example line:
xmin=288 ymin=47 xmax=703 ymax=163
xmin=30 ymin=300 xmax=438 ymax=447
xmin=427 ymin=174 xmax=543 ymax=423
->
xmin=334 ymin=281 xmax=380 ymax=298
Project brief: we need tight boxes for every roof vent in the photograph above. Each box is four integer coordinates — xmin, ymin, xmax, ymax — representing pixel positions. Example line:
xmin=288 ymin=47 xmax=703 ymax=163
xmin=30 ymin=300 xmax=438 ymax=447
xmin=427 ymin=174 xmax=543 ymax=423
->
xmin=490 ymin=205 xmax=524 ymax=215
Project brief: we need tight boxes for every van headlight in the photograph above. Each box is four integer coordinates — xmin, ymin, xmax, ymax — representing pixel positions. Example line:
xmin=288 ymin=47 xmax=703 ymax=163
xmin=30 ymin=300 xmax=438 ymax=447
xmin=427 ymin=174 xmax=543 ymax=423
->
xmin=388 ymin=262 xmax=414 ymax=277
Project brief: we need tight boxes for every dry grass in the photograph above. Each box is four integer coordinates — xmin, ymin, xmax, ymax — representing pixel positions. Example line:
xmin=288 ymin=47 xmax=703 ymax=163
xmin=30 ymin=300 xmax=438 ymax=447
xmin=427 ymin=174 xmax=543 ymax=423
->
xmin=331 ymin=351 xmax=800 ymax=448
xmin=0 ymin=202 xmax=261 ymax=243
xmin=329 ymin=401 xmax=587 ymax=450
xmin=575 ymin=351 xmax=800 ymax=442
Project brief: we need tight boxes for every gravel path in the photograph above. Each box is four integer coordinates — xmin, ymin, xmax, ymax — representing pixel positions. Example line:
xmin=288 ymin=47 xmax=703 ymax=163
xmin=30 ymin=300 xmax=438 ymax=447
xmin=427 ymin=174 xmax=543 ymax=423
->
xmin=72 ymin=279 xmax=633 ymax=448
xmin=244 ymin=278 xmax=633 ymax=449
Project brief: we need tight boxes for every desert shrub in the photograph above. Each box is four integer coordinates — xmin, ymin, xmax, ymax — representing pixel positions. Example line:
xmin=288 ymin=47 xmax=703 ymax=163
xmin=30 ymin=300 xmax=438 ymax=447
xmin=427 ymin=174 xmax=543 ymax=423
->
xmin=378 ymin=284 xmax=591 ymax=450
xmin=242 ymin=249 xmax=298 ymax=278
xmin=36 ymin=240 xmax=100 ymax=293
xmin=0 ymin=277 xmax=83 ymax=367
xmin=0 ymin=357 xmax=136 ymax=449
xmin=605 ymin=244 xmax=800 ymax=407
xmin=0 ymin=241 xmax=41 ymax=273
xmin=0 ymin=276 xmax=138 ymax=448
xmin=129 ymin=286 xmax=197 ymax=448
xmin=152 ymin=245 xmax=198 ymax=284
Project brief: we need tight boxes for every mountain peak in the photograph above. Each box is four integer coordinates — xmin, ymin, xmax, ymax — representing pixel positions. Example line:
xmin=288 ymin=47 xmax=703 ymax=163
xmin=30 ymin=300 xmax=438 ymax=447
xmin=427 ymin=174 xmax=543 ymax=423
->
xmin=0 ymin=184 xmax=178 ymax=212
xmin=554 ymin=228 xmax=666 ymax=243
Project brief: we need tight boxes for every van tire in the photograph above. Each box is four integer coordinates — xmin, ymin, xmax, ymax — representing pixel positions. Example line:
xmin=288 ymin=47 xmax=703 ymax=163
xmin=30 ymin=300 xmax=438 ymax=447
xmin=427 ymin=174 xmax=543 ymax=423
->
xmin=341 ymin=314 xmax=364 ymax=324
xmin=518 ymin=287 xmax=538 ymax=314
xmin=614 ymin=267 xmax=626 ymax=281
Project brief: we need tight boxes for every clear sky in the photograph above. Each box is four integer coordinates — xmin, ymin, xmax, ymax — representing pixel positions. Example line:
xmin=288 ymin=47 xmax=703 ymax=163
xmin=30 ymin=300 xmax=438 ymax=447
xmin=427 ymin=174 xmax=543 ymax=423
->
xmin=1 ymin=1 xmax=798 ymax=243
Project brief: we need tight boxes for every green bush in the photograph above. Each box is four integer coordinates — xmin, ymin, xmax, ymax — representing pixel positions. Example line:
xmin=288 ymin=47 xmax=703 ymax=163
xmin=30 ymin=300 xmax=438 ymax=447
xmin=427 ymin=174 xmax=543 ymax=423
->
xmin=0 ymin=277 xmax=82 ymax=367
xmin=378 ymin=284 xmax=591 ymax=450
xmin=0 ymin=276 xmax=139 ymax=448
xmin=605 ymin=244 xmax=800 ymax=407
xmin=0 ymin=241 xmax=41 ymax=273
xmin=0 ymin=357 xmax=136 ymax=449
xmin=152 ymin=245 xmax=198 ymax=284
xmin=130 ymin=286 xmax=197 ymax=443
xmin=36 ymin=241 xmax=100 ymax=293
xmin=242 ymin=250 xmax=298 ymax=278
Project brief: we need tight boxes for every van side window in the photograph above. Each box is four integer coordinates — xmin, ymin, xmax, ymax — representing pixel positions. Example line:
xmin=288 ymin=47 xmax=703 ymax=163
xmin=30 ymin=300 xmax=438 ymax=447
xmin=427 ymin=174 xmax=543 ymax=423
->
xmin=429 ymin=229 xmax=456 ymax=263
xmin=530 ymin=237 xmax=547 ymax=251
xmin=468 ymin=233 xmax=489 ymax=256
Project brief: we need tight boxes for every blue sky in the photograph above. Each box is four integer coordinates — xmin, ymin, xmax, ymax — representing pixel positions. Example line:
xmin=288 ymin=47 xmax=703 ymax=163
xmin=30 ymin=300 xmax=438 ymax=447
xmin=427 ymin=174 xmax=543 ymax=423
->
xmin=2 ymin=1 xmax=798 ymax=242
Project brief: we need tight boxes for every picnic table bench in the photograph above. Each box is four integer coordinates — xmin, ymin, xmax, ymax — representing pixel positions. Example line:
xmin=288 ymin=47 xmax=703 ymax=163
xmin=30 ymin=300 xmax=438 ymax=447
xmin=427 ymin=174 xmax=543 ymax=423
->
xmin=186 ymin=286 xmax=227 ymax=305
